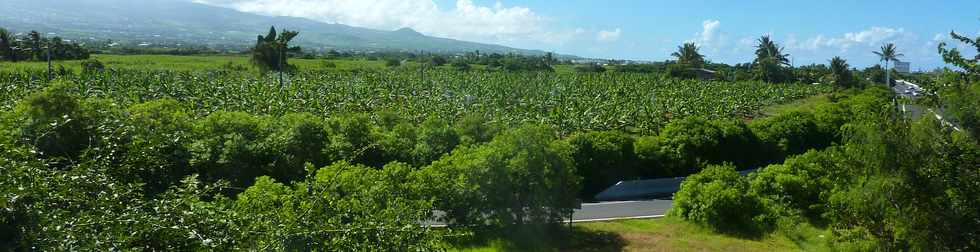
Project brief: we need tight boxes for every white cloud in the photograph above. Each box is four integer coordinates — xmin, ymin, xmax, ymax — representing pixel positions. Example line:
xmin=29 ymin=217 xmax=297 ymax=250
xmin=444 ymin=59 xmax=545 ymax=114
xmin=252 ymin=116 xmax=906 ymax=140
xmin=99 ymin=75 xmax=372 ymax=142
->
xmin=687 ymin=19 xmax=730 ymax=57
xmin=788 ymin=27 xmax=909 ymax=53
xmin=597 ymin=28 xmax=622 ymax=42
xmin=699 ymin=20 xmax=721 ymax=43
xmin=193 ymin=0 xmax=576 ymax=45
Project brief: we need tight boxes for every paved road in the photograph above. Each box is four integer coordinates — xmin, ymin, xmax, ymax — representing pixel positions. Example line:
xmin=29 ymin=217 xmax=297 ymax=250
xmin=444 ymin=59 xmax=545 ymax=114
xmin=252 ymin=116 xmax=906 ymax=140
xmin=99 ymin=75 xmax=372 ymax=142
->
xmin=572 ymin=200 xmax=671 ymax=222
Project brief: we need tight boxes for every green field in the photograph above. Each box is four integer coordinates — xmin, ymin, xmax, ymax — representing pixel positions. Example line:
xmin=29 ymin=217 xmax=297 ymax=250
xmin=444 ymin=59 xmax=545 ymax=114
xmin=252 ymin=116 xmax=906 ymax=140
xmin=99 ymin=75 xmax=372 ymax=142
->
xmin=1 ymin=55 xmax=830 ymax=134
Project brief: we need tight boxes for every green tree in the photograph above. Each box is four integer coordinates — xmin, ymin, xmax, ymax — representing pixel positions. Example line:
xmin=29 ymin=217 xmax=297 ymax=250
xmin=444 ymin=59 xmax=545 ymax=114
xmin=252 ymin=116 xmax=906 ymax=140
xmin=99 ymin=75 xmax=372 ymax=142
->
xmin=418 ymin=125 xmax=579 ymax=229
xmin=671 ymin=42 xmax=705 ymax=68
xmin=829 ymin=56 xmax=855 ymax=89
xmin=872 ymin=43 xmax=903 ymax=86
xmin=251 ymin=26 xmax=300 ymax=73
xmin=753 ymin=35 xmax=792 ymax=83
xmin=0 ymin=28 xmax=14 ymax=62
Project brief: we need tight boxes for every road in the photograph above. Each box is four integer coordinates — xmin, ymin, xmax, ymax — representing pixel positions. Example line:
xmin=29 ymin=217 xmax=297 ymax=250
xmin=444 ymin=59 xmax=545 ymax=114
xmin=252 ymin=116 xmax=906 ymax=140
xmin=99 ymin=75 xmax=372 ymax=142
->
xmin=572 ymin=200 xmax=671 ymax=222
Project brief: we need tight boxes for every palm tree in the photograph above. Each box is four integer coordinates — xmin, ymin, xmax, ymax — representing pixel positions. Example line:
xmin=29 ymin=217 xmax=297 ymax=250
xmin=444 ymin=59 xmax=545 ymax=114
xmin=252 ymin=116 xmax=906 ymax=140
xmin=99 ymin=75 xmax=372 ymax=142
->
xmin=754 ymin=35 xmax=790 ymax=67
xmin=873 ymin=43 xmax=903 ymax=86
xmin=671 ymin=42 xmax=705 ymax=67
xmin=829 ymin=56 xmax=853 ymax=89
xmin=753 ymin=35 xmax=791 ymax=83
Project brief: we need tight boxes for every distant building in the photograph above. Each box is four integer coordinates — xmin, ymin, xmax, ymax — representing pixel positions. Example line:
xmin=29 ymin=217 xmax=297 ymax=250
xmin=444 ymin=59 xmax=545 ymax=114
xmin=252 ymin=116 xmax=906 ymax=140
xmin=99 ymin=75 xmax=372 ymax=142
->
xmin=894 ymin=61 xmax=911 ymax=74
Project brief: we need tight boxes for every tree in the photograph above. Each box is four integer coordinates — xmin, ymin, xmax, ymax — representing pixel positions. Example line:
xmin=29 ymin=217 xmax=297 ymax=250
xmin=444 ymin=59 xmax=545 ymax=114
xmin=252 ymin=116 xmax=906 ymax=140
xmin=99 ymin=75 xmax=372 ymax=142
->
xmin=251 ymin=26 xmax=301 ymax=73
xmin=671 ymin=42 xmax=705 ymax=68
xmin=872 ymin=43 xmax=903 ymax=86
xmin=0 ymin=28 xmax=14 ymax=62
xmin=753 ymin=36 xmax=792 ymax=83
xmin=829 ymin=57 xmax=855 ymax=89
xmin=28 ymin=31 xmax=42 ymax=61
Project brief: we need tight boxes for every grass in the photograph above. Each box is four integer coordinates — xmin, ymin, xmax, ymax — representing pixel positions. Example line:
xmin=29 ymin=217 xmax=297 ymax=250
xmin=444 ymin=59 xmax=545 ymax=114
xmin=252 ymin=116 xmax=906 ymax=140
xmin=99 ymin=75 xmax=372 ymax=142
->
xmin=761 ymin=94 xmax=833 ymax=116
xmin=452 ymin=218 xmax=830 ymax=252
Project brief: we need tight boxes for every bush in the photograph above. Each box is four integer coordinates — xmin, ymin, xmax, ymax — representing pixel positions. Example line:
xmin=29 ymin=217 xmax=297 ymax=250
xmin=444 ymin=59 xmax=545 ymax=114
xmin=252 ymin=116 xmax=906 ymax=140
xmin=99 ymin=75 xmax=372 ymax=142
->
xmin=188 ymin=111 xmax=272 ymax=188
xmin=235 ymin=162 xmax=443 ymax=250
xmin=385 ymin=58 xmax=401 ymax=68
xmin=451 ymin=61 xmax=472 ymax=72
xmin=574 ymin=63 xmax=606 ymax=73
xmin=658 ymin=117 xmax=765 ymax=175
xmin=454 ymin=114 xmax=499 ymax=146
xmin=262 ymin=113 xmax=334 ymax=181
xmin=411 ymin=117 xmax=460 ymax=166
xmin=120 ymin=99 xmax=194 ymax=193
xmin=749 ymin=149 xmax=844 ymax=222
xmin=2 ymin=83 xmax=98 ymax=163
xmin=633 ymin=135 xmax=669 ymax=177
xmin=417 ymin=125 xmax=579 ymax=229
xmin=567 ymin=131 xmax=638 ymax=199
xmin=670 ymin=164 xmax=770 ymax=236
xmin=81 ymin=59 xmax=105 ymax=74
xmin=750 ymin=111 xmax=831 ymax=161
xmin=667 ymin=63 xmax=697 ymax=79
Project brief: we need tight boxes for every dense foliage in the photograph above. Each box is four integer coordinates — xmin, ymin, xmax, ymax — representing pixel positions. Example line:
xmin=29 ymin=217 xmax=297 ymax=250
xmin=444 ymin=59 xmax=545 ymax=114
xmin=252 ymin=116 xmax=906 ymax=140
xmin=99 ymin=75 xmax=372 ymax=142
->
xmin=0 ymin=68 xmax=829 ymax=134
xmin=672 ymin=31 xmax=980 ymax=250
xmin=0 ymin=28 xmax=90 ymax=62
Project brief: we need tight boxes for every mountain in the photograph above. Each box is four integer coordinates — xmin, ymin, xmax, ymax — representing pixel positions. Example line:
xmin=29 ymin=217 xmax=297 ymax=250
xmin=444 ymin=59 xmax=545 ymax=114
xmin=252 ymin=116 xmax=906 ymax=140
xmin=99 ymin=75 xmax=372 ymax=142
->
xmin=0 ymin=0 xmax=548 ymax=55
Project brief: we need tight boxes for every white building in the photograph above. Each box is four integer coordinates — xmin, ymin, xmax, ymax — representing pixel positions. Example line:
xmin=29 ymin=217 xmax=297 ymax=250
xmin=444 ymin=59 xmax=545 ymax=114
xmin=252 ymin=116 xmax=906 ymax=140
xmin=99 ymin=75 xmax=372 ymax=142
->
xmin=894 ymin=61 xmax=911 ymax=74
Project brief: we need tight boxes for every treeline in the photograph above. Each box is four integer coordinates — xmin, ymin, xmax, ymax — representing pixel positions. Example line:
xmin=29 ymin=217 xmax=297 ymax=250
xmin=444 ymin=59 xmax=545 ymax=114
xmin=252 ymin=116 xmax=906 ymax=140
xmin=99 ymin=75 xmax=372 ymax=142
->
xmin=669 ymin=29 xmax=980 ymax=251
xmin=0 ymin=28 xmax=90 ymax=62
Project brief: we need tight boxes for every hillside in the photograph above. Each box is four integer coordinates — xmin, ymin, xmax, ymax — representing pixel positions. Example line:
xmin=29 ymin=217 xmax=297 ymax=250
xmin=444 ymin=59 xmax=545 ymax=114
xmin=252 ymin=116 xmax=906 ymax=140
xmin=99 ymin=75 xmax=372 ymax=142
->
xmin=0 ymin=0 xmax=548 ymax=54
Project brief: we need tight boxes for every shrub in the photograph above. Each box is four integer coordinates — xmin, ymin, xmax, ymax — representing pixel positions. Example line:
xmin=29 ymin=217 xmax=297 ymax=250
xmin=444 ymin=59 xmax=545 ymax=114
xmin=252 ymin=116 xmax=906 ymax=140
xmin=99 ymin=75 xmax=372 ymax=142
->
xmin=188 ymin=111 xmax=272 ymax=188
xmin=120 ymin=99 xmax=194 ymax=193
xmin=81 ymin=59 xmax=105 ymax=74
xmin=326 ymin=114 xmax=383 ymax=167
xmin=567 ymin=131 xmax=638 ymax=199
xmin=454 ymin=114 xmax=499 ymax=146
xmin=2 ymin=83 xmax=98 ymax=163
xmin=385 ymin=58 xmax=401 ymax=68
xmin=750 ymin=111 xmax=830 ymax=161
xmin=262 ymin=113 xmax=334 ymax=181
xmin=670 ymin=164 xmax=770 ymax=236
xmin=235 ymin=162 xmax=443 ymax=250
xmin=659 ymin=117 xmax=764 ymax=175
xmin=451 ymin=61 xmax=472 ymax=72
xmin=417 ymin=125 xmax=579 ymax=229
xmin=749 ymin=148 xmax=844 ymax=222
xmin=574 ymin=63 xmax=606 ymax=73
xmin=634 ymin=135 xmax=669 ymax=177
xmin=412 ymin=117 xmax=460 ymax=166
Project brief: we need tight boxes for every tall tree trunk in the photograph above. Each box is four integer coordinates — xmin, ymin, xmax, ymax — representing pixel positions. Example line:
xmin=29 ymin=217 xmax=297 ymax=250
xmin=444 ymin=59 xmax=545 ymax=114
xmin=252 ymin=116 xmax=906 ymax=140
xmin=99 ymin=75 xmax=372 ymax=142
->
xmin=885 ymin=60 xmax=891 ymax=86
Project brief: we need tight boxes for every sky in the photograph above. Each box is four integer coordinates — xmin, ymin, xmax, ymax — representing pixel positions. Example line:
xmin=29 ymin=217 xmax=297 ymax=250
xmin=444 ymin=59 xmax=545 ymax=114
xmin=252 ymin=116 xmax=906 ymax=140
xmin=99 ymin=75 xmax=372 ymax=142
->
xmin=195 ymin=0 xmax=980 ymax=70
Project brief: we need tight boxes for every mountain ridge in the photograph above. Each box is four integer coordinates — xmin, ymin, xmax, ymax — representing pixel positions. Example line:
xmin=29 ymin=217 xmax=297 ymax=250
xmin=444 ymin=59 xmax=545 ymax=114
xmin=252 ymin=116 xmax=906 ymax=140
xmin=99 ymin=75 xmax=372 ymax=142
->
xmin=0 ymin=0 xmax=554 ymax=55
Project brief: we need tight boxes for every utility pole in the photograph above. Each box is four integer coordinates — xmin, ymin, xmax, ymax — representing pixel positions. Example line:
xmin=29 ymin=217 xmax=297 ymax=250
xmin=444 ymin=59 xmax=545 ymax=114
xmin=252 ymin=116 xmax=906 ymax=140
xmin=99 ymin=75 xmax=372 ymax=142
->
xmin=420 ymin=50 xmax=426 ymax=84
xmin=46 ymin=44 xmax=52 ymax=82
xmin=279 ymin=41 xmax=284 ymax=88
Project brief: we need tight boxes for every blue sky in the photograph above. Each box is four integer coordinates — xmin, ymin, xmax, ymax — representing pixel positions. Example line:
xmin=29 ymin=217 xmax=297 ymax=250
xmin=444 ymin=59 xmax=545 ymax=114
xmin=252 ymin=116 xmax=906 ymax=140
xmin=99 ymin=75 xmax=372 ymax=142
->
xmin=202 ymin=0 xmax=980 ymax=69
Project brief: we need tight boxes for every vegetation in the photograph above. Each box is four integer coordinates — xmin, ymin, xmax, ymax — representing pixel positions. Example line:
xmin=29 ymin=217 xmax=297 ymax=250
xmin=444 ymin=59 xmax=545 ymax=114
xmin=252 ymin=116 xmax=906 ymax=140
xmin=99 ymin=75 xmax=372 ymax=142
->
xmin=671 ymin=42 xmax=706 ymax=68
xmin=671 ymin=23 xmax=980 ymax=251
xmin=753 ymin=35 xmax=793 ymax=83
xmin=251 ymin=26 xmax=301 ymax=73
xmin=2 ymin=18 xmax=978 ymax=250
xmin=0 ymin=28 xmax=90 ymax=62
xmin=872 ymin=43 xmax=903 ymax=86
